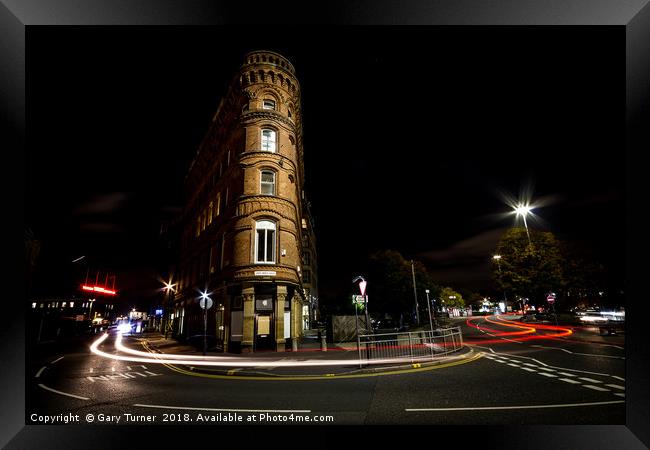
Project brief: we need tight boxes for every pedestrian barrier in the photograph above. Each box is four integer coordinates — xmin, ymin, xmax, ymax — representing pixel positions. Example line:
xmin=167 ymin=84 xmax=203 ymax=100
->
xmin=357 ymin=327 xmax=464 ymax=366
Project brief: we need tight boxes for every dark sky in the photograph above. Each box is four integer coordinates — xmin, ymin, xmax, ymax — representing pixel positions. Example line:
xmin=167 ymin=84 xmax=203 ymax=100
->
xmin=26 ymin=26 xmax=625 ymax=308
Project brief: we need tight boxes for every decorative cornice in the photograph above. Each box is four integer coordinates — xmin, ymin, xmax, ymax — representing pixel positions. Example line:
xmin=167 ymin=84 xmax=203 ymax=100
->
xmin=241 ymin=110 xmax=295 ymax=129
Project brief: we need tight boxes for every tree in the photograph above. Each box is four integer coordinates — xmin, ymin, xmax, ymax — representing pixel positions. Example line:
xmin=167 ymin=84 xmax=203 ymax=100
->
xmin=438 ymin=286 xmax=465 ymax=308
xmin=493 ymin=227 xmax=565 ymax=306
xmin=365 ymin=250 xmax=440 ymax=320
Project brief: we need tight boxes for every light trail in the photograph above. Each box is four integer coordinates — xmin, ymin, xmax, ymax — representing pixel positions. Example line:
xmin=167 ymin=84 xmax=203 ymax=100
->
xmin=91 ymin=332 xmax=468 ymax=368
xmin=464 ymin=315 xmax=573 ymax=345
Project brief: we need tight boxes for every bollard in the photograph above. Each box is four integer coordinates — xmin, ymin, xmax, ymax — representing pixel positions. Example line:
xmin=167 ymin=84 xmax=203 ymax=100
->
xmin=320 ymin=331 xmax=327 ymax=351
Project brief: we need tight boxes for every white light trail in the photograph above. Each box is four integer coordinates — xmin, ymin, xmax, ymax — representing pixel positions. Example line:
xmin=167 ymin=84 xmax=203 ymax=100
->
xmin=91 ymin=332 xmax=463 ymax=368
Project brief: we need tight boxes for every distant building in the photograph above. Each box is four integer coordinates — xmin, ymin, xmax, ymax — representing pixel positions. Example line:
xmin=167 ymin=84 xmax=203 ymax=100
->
xmin=169 ymin=50 xmax=318 ymax=352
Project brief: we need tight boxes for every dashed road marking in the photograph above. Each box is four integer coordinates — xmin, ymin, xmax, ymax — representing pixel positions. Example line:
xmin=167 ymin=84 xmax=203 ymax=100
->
xmin=578 ymin=377 xmax=603 ymax=384
xmin=35 ymin=367 xmax=46 ymax=378
xmin=538 ymin=367 xmax=556 ymax=372
xmin=559 ymin=378 xmax=581 ymax=384
xmin=583 ymin=385 xmax=609 ymax=392
xmin=614 ymin=393 xmax=625 ymax=398
xmin=538 ymin=372 xmax=558 ymax=378
xmin=507 ymin=363 xmax=521 ymax=368
xmin=558 ymin=372 xmax=577 ymax=377
xmin=521 ymin=368 xmax=536 ymax=372
xmin=612 ymin=376 xmax=625 ymax=381
xmin=51 ymin=356 xmax=64 ymax=364
xmin=605 ymin=384 xmax=625 ymax=390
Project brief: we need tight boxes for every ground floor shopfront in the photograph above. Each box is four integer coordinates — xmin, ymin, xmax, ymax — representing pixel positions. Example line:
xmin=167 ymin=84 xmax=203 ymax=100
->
xmin=169 ymin=282 xmax=307 ymax=352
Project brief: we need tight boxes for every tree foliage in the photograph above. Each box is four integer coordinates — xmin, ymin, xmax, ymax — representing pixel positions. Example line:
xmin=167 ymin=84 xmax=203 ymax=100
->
xmin=365 ymin=250 xmax=440 ymax=319
xmin=492 ymin=227 xmax=564 ymax=305
xmin=438 ymin=286 xmax=465 ymax=308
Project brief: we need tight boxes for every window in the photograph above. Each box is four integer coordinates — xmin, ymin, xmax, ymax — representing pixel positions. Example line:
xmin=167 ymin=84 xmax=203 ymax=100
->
xmin=303 ymin=251 xmax=310 ymax=265
xmin=255 ymin=220 xmax=276 ymax=263
xmin=303 ymin=270 xmax=311 ymax=284
xmin=261 ymin=129 xmax=276 ymax=152
xmin=215 ymin=192 xmax=221 ymax=217
xmin=263 ymin=99 xmax=275 ymax=110
xmin=208 ymin=202 xmax=213 ymax=225
xmin=260 ymin=170 xmax=275 ymax=195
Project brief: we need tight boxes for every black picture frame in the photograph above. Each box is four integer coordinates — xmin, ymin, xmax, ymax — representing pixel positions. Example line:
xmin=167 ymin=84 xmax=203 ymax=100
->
xmin=4 ymin=1 xmax=649 ymax=448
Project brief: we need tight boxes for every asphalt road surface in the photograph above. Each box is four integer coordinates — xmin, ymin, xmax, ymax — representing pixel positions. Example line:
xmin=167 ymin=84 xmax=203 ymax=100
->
xmin=27 ymin=315 xmax=625 ymax=426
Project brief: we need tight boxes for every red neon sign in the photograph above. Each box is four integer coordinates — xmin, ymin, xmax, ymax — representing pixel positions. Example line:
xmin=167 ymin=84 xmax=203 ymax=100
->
xmin=82 ymin=285 xmax=117 ymax=295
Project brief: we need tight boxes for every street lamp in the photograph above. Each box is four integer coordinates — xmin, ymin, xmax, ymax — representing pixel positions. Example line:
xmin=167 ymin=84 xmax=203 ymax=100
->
xmin=425 ymin=289 xmax=435 ymax=334
xmin=493 ymin=254 xmax=508 ymax=313
xmin=199 ymin=290 xmax=213 ymax=356
xmin=162 ymin=280 xmax=176 ymax=338
xmin=88 ymin=298 xmax=96 ymax=320
xmin=514 ymin=203 xmax=533 ymax=246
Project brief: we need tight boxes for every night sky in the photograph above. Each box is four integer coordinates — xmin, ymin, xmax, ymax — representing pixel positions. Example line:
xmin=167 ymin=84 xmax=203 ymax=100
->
xmin=26 ymin=27 xmax=625 ymax=309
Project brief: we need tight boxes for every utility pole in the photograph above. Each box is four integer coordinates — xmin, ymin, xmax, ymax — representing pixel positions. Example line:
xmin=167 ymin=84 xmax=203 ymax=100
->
xmin=411 ymin=260 xmax=420 ymax=325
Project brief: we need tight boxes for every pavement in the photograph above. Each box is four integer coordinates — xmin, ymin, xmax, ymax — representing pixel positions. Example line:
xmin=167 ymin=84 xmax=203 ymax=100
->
xmin=129 ymin=329 xmax=475 ymax=378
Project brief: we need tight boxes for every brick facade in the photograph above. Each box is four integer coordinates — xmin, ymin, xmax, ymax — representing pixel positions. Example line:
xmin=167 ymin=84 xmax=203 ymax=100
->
xmin=167 ymin=51 xmax=317 ymax=352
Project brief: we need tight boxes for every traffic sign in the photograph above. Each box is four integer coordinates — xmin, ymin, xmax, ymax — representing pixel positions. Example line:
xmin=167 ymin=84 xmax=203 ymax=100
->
xmin=359 ymin=280 xmax=367 ymax=296
xmin=200 ymin=297 xmax=213 ymax=309
xmin=547 ymin=294 xmax=556 ymax=303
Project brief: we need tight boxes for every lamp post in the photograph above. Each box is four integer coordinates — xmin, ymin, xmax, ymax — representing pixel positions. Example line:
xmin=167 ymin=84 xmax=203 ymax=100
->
xmin=425 ymin=289 xmax=435 ymax=334
xmin=514 ymin=204 xmax=533 ymax=247
xmin=200 ymin=290 xmax=212 ymax=356
xmin=493 ymin=254 xmax=508 ymax=313
xmin=410 ymin=260 xmax=420 ymax=325
xmin=88 ymin=298 xmax=96 ymax=320
xmin=162 ymin=281 xmax=176 ymax=338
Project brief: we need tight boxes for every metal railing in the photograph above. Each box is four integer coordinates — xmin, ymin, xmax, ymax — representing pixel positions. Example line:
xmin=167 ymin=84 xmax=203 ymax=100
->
xmin=357 ymin=327 xmax=463 ymax=366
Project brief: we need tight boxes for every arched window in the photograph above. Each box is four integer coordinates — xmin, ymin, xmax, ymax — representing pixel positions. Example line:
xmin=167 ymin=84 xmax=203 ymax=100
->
xmin=255 ymin=220 xmax=276 ymax=263
xmin=261 ymin=129 xmax=276 ymax=152
xmin=263 ymin=99 xmax=276 ymax=110
xmin=260 ymin=170 xmax=276 ymax=195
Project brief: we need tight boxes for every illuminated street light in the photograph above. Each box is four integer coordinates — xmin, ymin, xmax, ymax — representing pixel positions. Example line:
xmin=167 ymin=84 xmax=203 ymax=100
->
xmin=493 ymin=254 xmax=508 ymax=313
xmin=162 ymin=280 xmax=176 ymax=337
xmin=199 ymin=290 xmax=212 ymax=356
xmin=514 ymin=203 xmax=533 ymax=246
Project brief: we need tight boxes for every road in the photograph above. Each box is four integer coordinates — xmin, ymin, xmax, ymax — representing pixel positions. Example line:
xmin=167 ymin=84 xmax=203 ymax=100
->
xmin=27 ymin=315 xmax=625 ymax=425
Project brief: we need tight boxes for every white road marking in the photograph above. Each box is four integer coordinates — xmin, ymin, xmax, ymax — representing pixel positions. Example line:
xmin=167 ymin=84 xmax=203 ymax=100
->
xmin=523 ymin=363 xmax=538 ymax=367
xmin=127 ymin=366 xmax=132 ymax=371
xmin=38 ymin=383 xmax=89 ymax=400
xmin=578 ymin=377 xmax=603 ymax=384
xmin=89 ymin=368 xmax=94 ymax=373
xmin=507 ymin=363 xmax=521 ymax=368
xmin=133 ymin=403 xmax=311 ymax=413
xmin=528 ymin=344 xmax=624 ymax=360
xmin=538 ymin=367 xmax=556 ymax=372
xmin=583 ymin=385 xmax=609 ymax=392
xmin=494 ymin=353 xmax=615 ymax=378
xmin=51 ymin=356 xmax=64 ymax=364
xmin=35 ymin=367 xmax=46 ymax=378
xmin=521 ymin=368 xmax=536 ymax=372
xmin=605 ymin=384 xmax=625 ymax=390
xmin=612 ymin=376 xmax=625 ymax=381
xmin=558 ymin=372 xmax=577 ymax=377
xmin=538 ymin=372 xmax=557 ymax=378
xmin=614 ymin=393 xmax=625 ymax=398
xmin=559 ymin=378 xmax=581 ymax=384
xmin=494 ymin=360 xmax=506 ymax=363
xmin=405 ymin=400 xmax=624 ymax=412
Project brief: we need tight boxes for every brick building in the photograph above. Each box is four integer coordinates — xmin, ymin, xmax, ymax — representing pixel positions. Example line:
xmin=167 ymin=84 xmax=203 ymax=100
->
xmin=167 ymin=50 xmax=318 ymax=352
